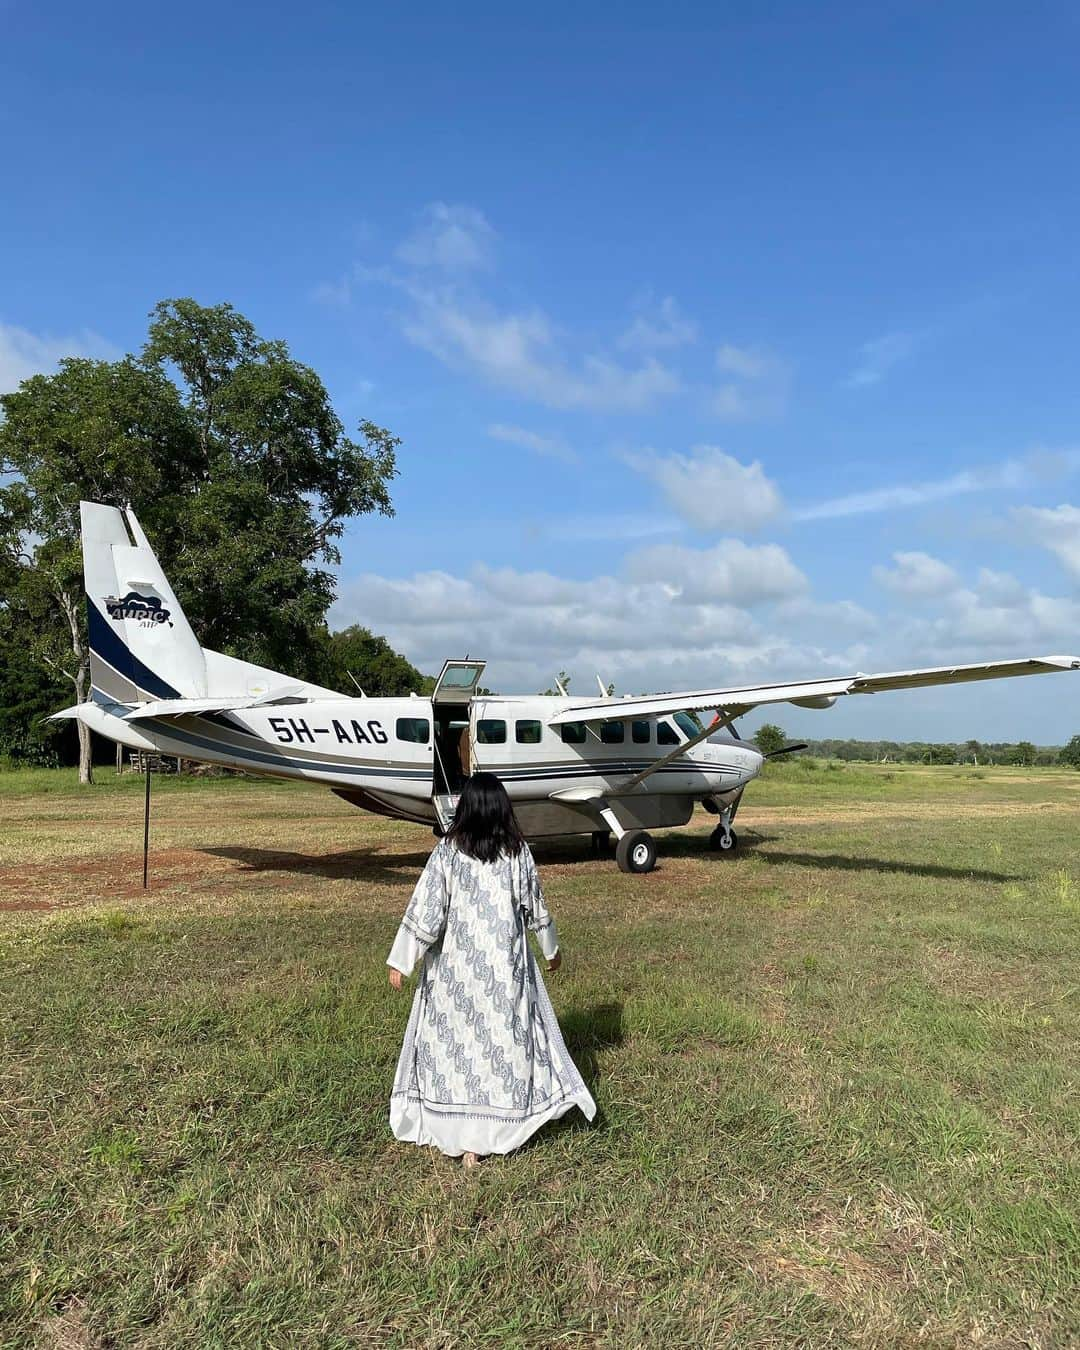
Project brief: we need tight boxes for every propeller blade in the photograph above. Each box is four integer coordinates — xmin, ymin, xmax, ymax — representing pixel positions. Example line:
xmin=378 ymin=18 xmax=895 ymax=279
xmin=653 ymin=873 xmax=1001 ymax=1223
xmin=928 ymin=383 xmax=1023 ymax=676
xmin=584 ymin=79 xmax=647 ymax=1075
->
xmin=765 ymin=743 xmax=809 ymax=759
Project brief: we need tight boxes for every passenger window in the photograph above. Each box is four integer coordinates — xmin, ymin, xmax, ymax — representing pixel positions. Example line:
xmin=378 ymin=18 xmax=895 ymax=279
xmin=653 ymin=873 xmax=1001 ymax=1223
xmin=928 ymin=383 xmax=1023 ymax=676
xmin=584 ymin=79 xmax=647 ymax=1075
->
xmin=632 ymin=721 xmax=651 ymax=744
xmin=600 ymin=721 xmax=625 ymax=744
xmin=476 ymin=719 xmax=507 ymax=744
xmin=560 ymin=723 xmax=587 ymax=744
xmin=516 ymin=720 xmax=542 ymax=744
xmin=395 ymin=717 xmax=430 ymax=744
xmin=657 ymin=721 xmax=679 ymax=745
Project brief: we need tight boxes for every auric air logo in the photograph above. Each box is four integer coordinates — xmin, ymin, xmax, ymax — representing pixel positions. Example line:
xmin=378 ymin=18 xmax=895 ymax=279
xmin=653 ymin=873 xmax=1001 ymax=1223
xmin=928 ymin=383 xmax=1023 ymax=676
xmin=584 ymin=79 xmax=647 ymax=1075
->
xmin=104 ymin=591 xmax=173 ymax=627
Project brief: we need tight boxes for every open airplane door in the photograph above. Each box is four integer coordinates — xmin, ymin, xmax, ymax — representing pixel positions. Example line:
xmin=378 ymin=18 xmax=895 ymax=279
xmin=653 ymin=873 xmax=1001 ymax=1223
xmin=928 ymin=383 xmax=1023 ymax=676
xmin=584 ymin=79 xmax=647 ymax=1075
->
xmin=430 ymin=659 xmax=486 ymax=830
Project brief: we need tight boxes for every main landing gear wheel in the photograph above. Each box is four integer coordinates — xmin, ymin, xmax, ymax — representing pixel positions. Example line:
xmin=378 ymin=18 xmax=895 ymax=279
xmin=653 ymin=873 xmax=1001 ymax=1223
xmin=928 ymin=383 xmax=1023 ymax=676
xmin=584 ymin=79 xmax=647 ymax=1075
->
xmin=616 ymin=830 xmax=657 ymax=874
xmin=711 ymin=826 xmax=738 ymax=855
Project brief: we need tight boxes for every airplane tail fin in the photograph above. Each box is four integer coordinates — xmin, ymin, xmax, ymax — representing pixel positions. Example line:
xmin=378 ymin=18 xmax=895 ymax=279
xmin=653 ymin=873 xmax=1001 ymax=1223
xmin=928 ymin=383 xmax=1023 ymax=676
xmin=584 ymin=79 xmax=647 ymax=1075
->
xmin=81 ymin=502 xmax=207 ymax=704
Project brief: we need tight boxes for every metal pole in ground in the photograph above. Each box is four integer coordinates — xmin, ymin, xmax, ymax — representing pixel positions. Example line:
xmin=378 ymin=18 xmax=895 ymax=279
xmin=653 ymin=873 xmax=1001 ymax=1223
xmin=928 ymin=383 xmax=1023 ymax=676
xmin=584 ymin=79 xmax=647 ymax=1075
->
xmin=142 ymin=759 xmax=151 ymax=889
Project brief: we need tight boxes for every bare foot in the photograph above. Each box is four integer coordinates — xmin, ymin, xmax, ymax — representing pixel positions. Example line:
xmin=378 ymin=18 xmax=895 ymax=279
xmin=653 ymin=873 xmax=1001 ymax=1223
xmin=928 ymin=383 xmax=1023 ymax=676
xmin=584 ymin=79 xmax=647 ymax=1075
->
xmin=462 ymin=1151 xmax=482 ymax=1169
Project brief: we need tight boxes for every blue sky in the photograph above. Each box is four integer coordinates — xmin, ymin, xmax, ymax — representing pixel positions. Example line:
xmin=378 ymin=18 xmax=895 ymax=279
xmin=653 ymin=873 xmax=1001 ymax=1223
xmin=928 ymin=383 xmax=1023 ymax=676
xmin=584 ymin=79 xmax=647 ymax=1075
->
xmin=3 ymin=1 xmax=1079 ymax=739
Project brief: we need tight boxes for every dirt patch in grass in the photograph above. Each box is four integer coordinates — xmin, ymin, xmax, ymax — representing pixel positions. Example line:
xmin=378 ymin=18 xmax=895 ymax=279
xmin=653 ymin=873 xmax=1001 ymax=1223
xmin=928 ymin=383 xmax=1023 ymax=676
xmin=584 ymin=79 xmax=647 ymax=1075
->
xmin=744 ymin=799 xmax=1074 ymax=826
xmin=0 ymin=847 xmax=296 ymax=909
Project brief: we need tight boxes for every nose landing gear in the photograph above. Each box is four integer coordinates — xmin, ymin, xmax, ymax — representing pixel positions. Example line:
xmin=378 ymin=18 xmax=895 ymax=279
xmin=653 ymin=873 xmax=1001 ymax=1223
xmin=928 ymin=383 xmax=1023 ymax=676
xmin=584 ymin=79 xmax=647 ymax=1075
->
xmin=710 ymin=824 xmax=738 ymax=854
xmin=705 ymin=787 xmax=743 ymax=856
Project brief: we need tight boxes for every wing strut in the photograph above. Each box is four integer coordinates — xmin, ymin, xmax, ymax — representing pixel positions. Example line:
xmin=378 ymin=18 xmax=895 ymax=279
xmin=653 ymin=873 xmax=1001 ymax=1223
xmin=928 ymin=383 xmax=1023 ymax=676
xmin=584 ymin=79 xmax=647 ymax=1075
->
xmin=621 ymin=705 xmax=750 ymax=791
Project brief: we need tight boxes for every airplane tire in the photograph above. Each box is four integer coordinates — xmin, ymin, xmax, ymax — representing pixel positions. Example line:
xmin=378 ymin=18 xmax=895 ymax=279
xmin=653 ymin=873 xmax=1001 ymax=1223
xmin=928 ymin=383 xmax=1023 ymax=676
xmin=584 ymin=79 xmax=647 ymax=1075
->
xmin=616 ymin=830 xmax=657 ymax=874
xmin=711 ymin=825 xmax=738 ymax=854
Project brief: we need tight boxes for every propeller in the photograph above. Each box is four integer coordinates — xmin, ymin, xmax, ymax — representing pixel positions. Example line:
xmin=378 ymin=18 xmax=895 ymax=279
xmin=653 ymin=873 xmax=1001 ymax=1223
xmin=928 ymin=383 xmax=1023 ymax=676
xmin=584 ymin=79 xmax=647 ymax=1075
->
xmin=764 ymin=742 xmax=809 ymax=759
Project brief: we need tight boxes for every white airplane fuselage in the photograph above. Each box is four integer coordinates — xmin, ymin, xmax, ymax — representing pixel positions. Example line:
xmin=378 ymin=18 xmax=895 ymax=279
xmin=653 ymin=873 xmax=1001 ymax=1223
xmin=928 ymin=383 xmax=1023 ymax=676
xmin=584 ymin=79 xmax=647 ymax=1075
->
xmin=77 ymin=692 xmax=763 ymax=839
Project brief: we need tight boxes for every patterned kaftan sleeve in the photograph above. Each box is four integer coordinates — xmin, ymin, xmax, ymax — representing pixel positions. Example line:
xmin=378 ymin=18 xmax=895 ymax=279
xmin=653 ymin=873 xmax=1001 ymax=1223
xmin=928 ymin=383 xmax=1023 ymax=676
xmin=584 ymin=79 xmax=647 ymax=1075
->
xmin=517 ymin=844 xmax=559 ymax=960
xmin=386 ymin=841 xmax=453 ymax=977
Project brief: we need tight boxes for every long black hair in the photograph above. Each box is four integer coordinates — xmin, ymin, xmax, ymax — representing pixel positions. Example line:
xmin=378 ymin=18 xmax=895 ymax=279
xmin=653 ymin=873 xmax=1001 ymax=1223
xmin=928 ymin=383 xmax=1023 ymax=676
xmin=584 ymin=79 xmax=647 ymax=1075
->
xmin=445 ymin=772 xmax=527 ymax=863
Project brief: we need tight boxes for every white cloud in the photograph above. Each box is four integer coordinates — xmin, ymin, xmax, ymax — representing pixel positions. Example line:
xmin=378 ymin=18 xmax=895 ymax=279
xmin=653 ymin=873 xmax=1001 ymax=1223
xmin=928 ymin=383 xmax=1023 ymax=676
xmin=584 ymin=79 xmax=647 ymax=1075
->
xmin=774 ymin=596 xmax=879 ymax=635
xmin=1013 ymin=504 xmax=1080 ymax=582
xmin=844 ymin=330 xmax=919 ymax=388
xmin=865 ymin=554 xmax=1080 ymax=671
xmin=618 ymin=295 xmax=698 ymax=352
xmin=487 ymin=422 xmax=578 ymax=464
xmin=708 ymin=344 xmax=789 ymax=420
xmin=873 ymin=551 xmax=962 ymax=598
xmin=327 ymin=547 xmax=1072 ymax=728
xmin=396 ymin=202 xmax=496 ymax=271
xmin=715 ymin=344 xmax=770 ymax=379
xmin=895 ymin=576 xmax=1080 ymax=658
xmin=329 ymin=551 xmax=852 ymax=698
xmin=794 ymin=460 xmax=1028 ymax=522
xmin=402 ymin=287 xmax=682 ymax=411
xmin=625 ymin=538 xmax=808 ymax=605
xmin=974 ymin=567 xmax=1029 ymax=607
xmin=0 ymin=321 xmax=119 ymax=394
xmin=626 ymin=446 xmax=784 ymax=531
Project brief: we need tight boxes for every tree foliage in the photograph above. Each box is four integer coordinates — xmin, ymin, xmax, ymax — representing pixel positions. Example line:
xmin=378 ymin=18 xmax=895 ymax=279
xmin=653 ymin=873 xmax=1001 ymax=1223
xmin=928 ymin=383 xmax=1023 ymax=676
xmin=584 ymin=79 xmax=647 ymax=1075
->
xmin=752 ymin=723 xmax=787 ymax=756
xmin=322 ymin=626 xmax=433 ymax=698
xmin=798 ymin=737 xmax=1064 ymax=765
xmin=1061 ymin=735 xmax=1080 ymax=769
xmin=0 ymin=299 xmax=400 ymax=779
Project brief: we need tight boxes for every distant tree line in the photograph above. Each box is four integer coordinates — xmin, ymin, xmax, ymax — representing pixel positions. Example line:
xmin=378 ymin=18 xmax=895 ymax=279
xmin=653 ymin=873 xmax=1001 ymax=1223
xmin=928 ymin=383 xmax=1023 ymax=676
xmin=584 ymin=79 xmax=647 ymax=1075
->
xmin=759 ymin=729 xmax=1080 ymax=768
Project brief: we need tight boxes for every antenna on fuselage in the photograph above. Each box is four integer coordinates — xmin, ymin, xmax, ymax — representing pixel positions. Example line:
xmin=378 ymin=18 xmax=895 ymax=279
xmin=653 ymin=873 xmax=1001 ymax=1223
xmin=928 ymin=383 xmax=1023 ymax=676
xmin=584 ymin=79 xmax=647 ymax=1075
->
xmin=346 ymin=671 xmax=367 ymax=696
xmin=555 ymin=677 xmax=568 ymax=697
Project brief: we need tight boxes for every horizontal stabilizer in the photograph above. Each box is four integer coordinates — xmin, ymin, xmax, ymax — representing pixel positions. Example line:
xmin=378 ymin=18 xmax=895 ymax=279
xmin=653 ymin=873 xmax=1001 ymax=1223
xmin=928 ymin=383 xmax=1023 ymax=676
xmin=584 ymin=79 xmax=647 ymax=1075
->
xmin=121 ymin=686 xmax=313 ymax=720
xmin=48 ymin=704 xmax=84 ymax=722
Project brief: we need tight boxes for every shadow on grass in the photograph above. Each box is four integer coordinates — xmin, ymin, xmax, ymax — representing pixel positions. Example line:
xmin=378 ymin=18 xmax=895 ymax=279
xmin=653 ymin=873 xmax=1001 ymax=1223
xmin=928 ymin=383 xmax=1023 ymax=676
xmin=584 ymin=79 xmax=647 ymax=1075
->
xmin=206 ymin=837 xmax=625 ymax=881
xmin=524 ymin=1001 xmax=624 ymax=1146
xmin=750 ymin=848 xmax=1022 ymax=883
xmin=202 ymin=845 xmax=434 ymax=885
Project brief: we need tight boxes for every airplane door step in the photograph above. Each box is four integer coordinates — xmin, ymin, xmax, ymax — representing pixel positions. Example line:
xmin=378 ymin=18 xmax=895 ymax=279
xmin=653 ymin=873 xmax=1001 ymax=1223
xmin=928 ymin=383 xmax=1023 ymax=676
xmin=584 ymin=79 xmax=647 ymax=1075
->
xmin=434 ymin=793 xmax=460 ymax=832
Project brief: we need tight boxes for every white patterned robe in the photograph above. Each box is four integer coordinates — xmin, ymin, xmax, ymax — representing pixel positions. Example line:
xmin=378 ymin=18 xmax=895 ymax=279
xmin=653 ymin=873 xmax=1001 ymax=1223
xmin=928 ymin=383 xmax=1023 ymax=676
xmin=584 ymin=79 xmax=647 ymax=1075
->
xmin=387 ymin=840 xmax=596 ymax=1156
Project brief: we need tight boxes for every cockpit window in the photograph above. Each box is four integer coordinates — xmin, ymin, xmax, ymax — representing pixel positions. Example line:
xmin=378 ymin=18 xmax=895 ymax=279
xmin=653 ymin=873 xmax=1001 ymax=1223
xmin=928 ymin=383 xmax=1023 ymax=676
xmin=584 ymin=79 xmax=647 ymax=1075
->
xmin=674 ymin=711 xmax=704 ymax=741
xmin=657 ymin=721 xmax=679 ymax=745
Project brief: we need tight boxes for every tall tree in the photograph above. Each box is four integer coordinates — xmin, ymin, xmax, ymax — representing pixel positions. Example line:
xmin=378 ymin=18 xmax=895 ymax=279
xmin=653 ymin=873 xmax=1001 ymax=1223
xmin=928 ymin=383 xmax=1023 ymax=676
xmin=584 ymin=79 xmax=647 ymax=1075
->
xmin=0 ymin=358 xmax=197 ymax=779
xmin=753 ymin=723 xmax=787 ymax=757
xmin=323 ymin=626 xmax=433 ymax=697
xmin=141 ymin=299 xmax=398 ymax=668
xmin=0 ymin=300 xmax=399 ymax=782
xmin=1061 ymin=734 xmax=1080 ymax=769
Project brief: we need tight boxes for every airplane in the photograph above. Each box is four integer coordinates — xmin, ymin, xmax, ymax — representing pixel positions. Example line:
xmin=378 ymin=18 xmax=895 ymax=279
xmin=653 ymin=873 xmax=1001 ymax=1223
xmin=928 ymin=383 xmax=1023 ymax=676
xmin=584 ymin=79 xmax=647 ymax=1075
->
xmin=54 ymin=501 xmax=1080 ymax=874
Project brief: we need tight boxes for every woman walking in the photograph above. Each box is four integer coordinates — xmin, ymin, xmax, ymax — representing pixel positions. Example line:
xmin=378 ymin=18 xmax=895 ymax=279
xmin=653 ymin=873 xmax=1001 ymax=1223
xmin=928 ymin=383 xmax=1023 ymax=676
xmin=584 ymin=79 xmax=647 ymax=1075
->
xmin=387 ymin=773 xmax=596 ymax=1165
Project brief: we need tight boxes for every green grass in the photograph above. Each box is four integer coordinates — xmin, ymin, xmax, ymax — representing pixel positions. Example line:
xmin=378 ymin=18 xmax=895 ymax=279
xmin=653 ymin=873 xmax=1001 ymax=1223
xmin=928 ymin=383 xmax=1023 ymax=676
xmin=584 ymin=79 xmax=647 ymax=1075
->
xmin=1 ymin=764 xmax=1078 ymax=1346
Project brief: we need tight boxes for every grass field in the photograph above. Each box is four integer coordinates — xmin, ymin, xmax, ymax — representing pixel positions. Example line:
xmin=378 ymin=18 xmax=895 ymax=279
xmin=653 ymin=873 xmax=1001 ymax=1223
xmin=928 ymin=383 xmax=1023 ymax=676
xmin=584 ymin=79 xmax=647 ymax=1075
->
xmin=1 ymin=762 xmax=1078 ymax=1348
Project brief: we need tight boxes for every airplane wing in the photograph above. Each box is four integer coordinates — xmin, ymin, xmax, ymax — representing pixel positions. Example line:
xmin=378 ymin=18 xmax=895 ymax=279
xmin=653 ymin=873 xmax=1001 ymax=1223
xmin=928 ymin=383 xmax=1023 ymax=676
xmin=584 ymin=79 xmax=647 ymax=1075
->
xmin=547 ymin=654 xmax=1080 ymax=726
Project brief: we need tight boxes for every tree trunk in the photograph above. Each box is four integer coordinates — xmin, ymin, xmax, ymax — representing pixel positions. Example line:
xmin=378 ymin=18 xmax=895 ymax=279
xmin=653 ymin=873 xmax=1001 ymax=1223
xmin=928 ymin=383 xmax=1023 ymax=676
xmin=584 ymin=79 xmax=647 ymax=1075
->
xmin=58 ymin=587 xmax=94 ymax=785
xmin=76 ymin=715 xmax=93 ymax=785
